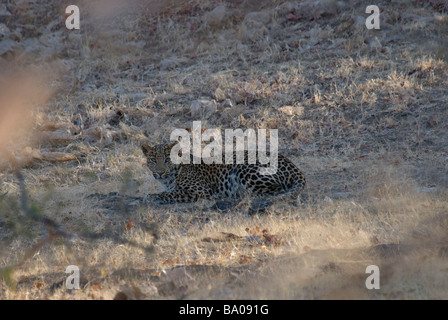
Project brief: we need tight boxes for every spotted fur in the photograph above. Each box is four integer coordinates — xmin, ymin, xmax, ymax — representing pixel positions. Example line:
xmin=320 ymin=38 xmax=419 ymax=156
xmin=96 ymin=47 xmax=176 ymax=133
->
xmin=142 ymin=142 xmax=306 ymax=204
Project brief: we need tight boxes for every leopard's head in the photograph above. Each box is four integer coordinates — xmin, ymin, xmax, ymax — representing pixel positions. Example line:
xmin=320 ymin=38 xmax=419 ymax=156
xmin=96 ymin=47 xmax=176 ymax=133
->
xmin=141 ymin=142 xmax=178 ymax=179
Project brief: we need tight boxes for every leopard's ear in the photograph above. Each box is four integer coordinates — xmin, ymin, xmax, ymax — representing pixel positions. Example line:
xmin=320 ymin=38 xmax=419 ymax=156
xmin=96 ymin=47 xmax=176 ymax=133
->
xmin=141 ymin=144 xmax=154 ymax=156
xmin=165 ymin=141 xmax=178 ymax=152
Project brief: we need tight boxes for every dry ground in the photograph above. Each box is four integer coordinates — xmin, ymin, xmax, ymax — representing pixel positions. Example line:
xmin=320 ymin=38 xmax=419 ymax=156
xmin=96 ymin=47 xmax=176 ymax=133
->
xmin=0 ymin=0 xmax=448 ymax=299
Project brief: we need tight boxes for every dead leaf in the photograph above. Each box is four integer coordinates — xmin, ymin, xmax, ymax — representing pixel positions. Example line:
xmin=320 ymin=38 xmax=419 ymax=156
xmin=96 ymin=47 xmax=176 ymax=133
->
xmin=125 ymin=219 xmax=133 ymax=231
xmin=263 ymin=232 xmax=282 ymax=245
xmin=32 ymin=281 xmax=45 ymax=289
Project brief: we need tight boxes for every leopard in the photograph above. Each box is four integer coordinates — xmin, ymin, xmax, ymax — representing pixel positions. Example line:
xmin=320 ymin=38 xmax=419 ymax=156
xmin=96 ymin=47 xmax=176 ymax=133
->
xmin=141 ymin=142 xmax=306 ymax=209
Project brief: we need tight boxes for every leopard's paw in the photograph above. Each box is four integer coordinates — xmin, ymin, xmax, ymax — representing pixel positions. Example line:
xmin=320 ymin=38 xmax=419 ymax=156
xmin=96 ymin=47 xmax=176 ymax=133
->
xmin=143 ymin=193 xmax=174 ymax=205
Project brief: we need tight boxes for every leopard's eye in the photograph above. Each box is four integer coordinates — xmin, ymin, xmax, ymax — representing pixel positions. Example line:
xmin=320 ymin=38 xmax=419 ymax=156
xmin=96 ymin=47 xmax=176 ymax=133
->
xmin=164 ymin=157 xmax=171 ymax=164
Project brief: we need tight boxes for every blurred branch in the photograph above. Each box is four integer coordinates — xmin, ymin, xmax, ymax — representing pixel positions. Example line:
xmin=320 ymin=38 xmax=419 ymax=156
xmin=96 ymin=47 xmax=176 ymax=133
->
xmin=14 ymin=169 xmax=72 ymax=268
xmin=2 ymin=168 xmax=155 ymax=266
xmin=0 ymin=148 xmax=156 ymax=291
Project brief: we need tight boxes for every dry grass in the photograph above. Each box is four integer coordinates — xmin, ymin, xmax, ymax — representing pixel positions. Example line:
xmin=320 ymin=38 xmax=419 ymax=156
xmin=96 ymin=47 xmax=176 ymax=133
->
xmin=0 ymin=0 xmax=448 ymax=300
